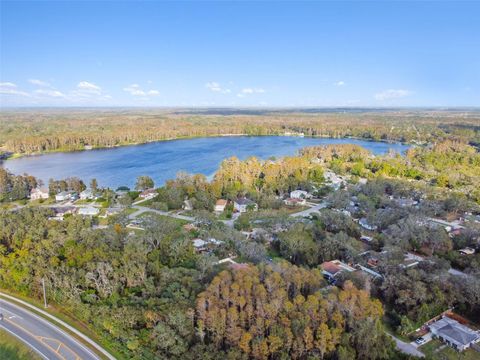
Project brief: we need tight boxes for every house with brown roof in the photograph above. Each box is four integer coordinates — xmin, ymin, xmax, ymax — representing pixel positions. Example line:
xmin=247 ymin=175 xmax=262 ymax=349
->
xmin=320 ymin=260 xmax=355 ymax=283
xmin=215 ymin=199 xmax=228 ymax=212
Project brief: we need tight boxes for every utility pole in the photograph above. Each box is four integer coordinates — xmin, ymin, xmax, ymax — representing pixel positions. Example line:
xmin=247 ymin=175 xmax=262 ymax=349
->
xmin=42 ymin=277 xmax=48 ymax=308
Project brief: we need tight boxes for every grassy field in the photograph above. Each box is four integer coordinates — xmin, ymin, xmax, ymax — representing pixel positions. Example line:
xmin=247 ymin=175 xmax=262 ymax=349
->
xmin=420 ymin=340 xmax=480 ymax=360
xmin=138 ymin=211 xmax=189 ymax=226
xmin=0 ymin=329 xmax=40 ymax=360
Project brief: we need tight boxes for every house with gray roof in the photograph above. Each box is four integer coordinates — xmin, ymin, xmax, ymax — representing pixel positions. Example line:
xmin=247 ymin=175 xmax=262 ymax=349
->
xmin=234 ymin=198 xmax=258 ymax=213
xmin=429 ymin=316 xmax=480 ymax=351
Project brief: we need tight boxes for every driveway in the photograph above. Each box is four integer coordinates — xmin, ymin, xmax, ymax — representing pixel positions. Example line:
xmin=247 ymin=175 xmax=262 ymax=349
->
xmin=388 ymin=334 xmax=425 ymax=358
xmin=410 ymin=332 xmax=432 ymax=348
xmin=290 ymin=202 xmax=327 ymax=218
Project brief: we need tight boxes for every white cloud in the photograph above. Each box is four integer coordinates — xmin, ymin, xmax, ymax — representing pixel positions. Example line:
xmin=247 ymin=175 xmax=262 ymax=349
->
xmin=123 ymin=84 xmax=160 ymax=97
xmin=241 ymin=88 xmax=265 ymax=94
xmin=375 ymin=89 xmax=411 ymax=101
xmin=77 ymin=81 xmax=101 ymax=92
xmin=123 ymin=84 xmax=145 ymax=96
xmin=0 ymin=82 xmax=17 ymax=88
xmin=34 ymin=89 xmax=66 ymax=98
xmin=205 ymin=82 xmax=231 ymax=94
xmin=334 ymin=81 xmax=345 ymax=86
xmin=0 ymin=82 xmax=29 ymax=96
xmin=29 ymin=79 xmax=51 ymax=87
xmin=0 ymin=88 xmax=30 ymax=96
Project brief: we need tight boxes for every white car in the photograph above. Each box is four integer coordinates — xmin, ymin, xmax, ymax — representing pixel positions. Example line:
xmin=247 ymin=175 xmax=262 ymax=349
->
xmin=415 ymin=337 xmax=426 ymax=345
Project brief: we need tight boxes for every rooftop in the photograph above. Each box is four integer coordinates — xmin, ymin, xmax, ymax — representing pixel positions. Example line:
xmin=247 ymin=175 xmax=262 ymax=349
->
xmin=430 ymin=317 xmax=479 ymax=346
xmin=235 ymin=198 xmax=255 ymax=206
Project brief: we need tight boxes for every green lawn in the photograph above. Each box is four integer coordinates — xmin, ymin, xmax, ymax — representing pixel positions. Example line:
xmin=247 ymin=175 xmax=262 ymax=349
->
xmin=0 ymin=329 xmax=41 ymax=360
xmin=420 ymin=340 xmax=480 ymax=360
xmin=138 ymin=211 xmax=189 ymax=226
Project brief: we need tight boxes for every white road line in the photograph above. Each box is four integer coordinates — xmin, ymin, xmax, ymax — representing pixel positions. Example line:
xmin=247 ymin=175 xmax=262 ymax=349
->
xmin=0 ymin=323 xmax=51 ymax=360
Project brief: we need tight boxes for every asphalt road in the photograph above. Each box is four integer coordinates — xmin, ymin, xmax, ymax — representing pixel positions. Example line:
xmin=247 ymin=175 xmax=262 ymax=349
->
xmin=0 ymin=298 xmax=101 ymax=360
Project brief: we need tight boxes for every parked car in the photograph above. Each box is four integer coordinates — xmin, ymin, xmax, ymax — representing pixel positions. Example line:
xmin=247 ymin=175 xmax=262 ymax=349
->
xmin=415 ymin=337 xmax=426 ymax=345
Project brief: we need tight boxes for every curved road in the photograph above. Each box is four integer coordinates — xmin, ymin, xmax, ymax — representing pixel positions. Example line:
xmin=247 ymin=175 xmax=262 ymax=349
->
xmin=0 ymin=298 xmax=102 ymax=360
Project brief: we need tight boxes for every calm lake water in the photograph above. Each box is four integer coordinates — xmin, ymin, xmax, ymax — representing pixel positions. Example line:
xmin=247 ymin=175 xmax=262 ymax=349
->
xmin=2 ymin=136 xmax=409 ymax=188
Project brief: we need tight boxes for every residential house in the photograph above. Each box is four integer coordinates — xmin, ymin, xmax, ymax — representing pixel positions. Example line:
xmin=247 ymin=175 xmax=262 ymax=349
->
xmin=103 ymin=208 xmax=122 ymax=217
xmin=30 ymin=187 xmax=49 ymax=201
xmin=55 ymin=191 xmax=72 ymax=202
xmin=192 ymin=238 xmax=208 ymax=252
xmin=80 ymin=189 xmax=96 ymax=200
xmin=139 ymin=188 xmax=157 ymax=200
xmin=49 ymin=206 xmax=76 ymax=220
xmin=215 ymin=199 xmax=228 ymax=212
xmin=183 ymin=199 xmax=193 ymax=211
xmin=359 ymin=218 xmax=378 ymax=231
xmin=360 ymin=235 xmax=373 ymax=244
xmin=78 ymin=206 xmax=100 ymax=216
xmin=429 ymin=316 xmax=480 ymax=351
xmin=459 ymin=247 xmax=475 ymax=255
xmin=234 ymin=198 xmax=258 ymax=213
xmin=401 ymin=252 xmax=425 ymax=268
xmin=320 ymin=260 xmax=355 ymax=283
xmin=290 ymin=190 xmax=310 ymax=199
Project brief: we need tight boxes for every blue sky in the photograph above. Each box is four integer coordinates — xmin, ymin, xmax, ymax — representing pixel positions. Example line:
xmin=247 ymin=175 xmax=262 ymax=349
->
xmin=1 ymin=1 xmax=479 ymax=107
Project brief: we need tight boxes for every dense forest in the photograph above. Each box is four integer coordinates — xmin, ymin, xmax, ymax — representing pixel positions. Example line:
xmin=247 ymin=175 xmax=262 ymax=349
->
xmin=0 ymin=207 xmax=408 ymax=359
xmin=1 ymin=108 xmax=479 ymax=155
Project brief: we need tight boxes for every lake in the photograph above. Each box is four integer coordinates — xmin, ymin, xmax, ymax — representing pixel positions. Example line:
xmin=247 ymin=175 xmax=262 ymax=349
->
xmin=1 ymin=136 xmax=409 ymax=188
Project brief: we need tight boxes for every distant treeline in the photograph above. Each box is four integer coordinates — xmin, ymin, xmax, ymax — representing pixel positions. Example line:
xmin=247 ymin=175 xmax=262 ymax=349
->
xmin=1 ymin=108 xmax=479 ymax=154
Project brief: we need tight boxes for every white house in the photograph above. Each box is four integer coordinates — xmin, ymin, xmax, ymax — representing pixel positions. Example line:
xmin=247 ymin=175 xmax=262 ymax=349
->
xmin=192 ymin=238 xmax=208 ymax=252
xmin=30 ymin=187 xmax=49 ymax=201
xmin=183 ymin=199 xmax=193 ymax=211
xmin=78 ymin=206 xmax=100 ymax=216
xmin=139 ymin=188 xmax=157 ymax=200
xmin=459 ymin=247 xmax=475 ymax=255
xmin=290 ymin=190 xmax=309 ymax=199
xmin=215 ymin=199 xmax=228 ymax=212
xmin=80 ymin=189 xmax=96 ymax=200
xmin=55 ymin=191 xmax=72 ymax=202
xmin=234 ymin=198 xmax=258 ymax=213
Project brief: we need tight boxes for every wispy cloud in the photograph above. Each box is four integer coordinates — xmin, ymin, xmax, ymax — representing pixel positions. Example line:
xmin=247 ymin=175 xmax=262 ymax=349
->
xmin=0 ymin=82 xmax=18 ymax=88
xmin=0 ymin=82 xmax=29 ymax=96
xmin=123 ymin=84 xmax=160 ymax=97
xmin=205 ymin=82 xmax=231 ymax=94
xmin=77 ymin=81 xmax=101 ymax=94
xmin=334 ymin=81 xmax=345 ymax=87
xmin=29 ymin=79 xmax=51 ymax=87
xmin=237 ymin=87 xmax=266 ymax=97
xmin=241 ymin=88 xmax=265 ymax=94
xmin=34 ymin=89 xmax=66 ymax=98
xmin=374 ymin=89 xmax=411 ymax=101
